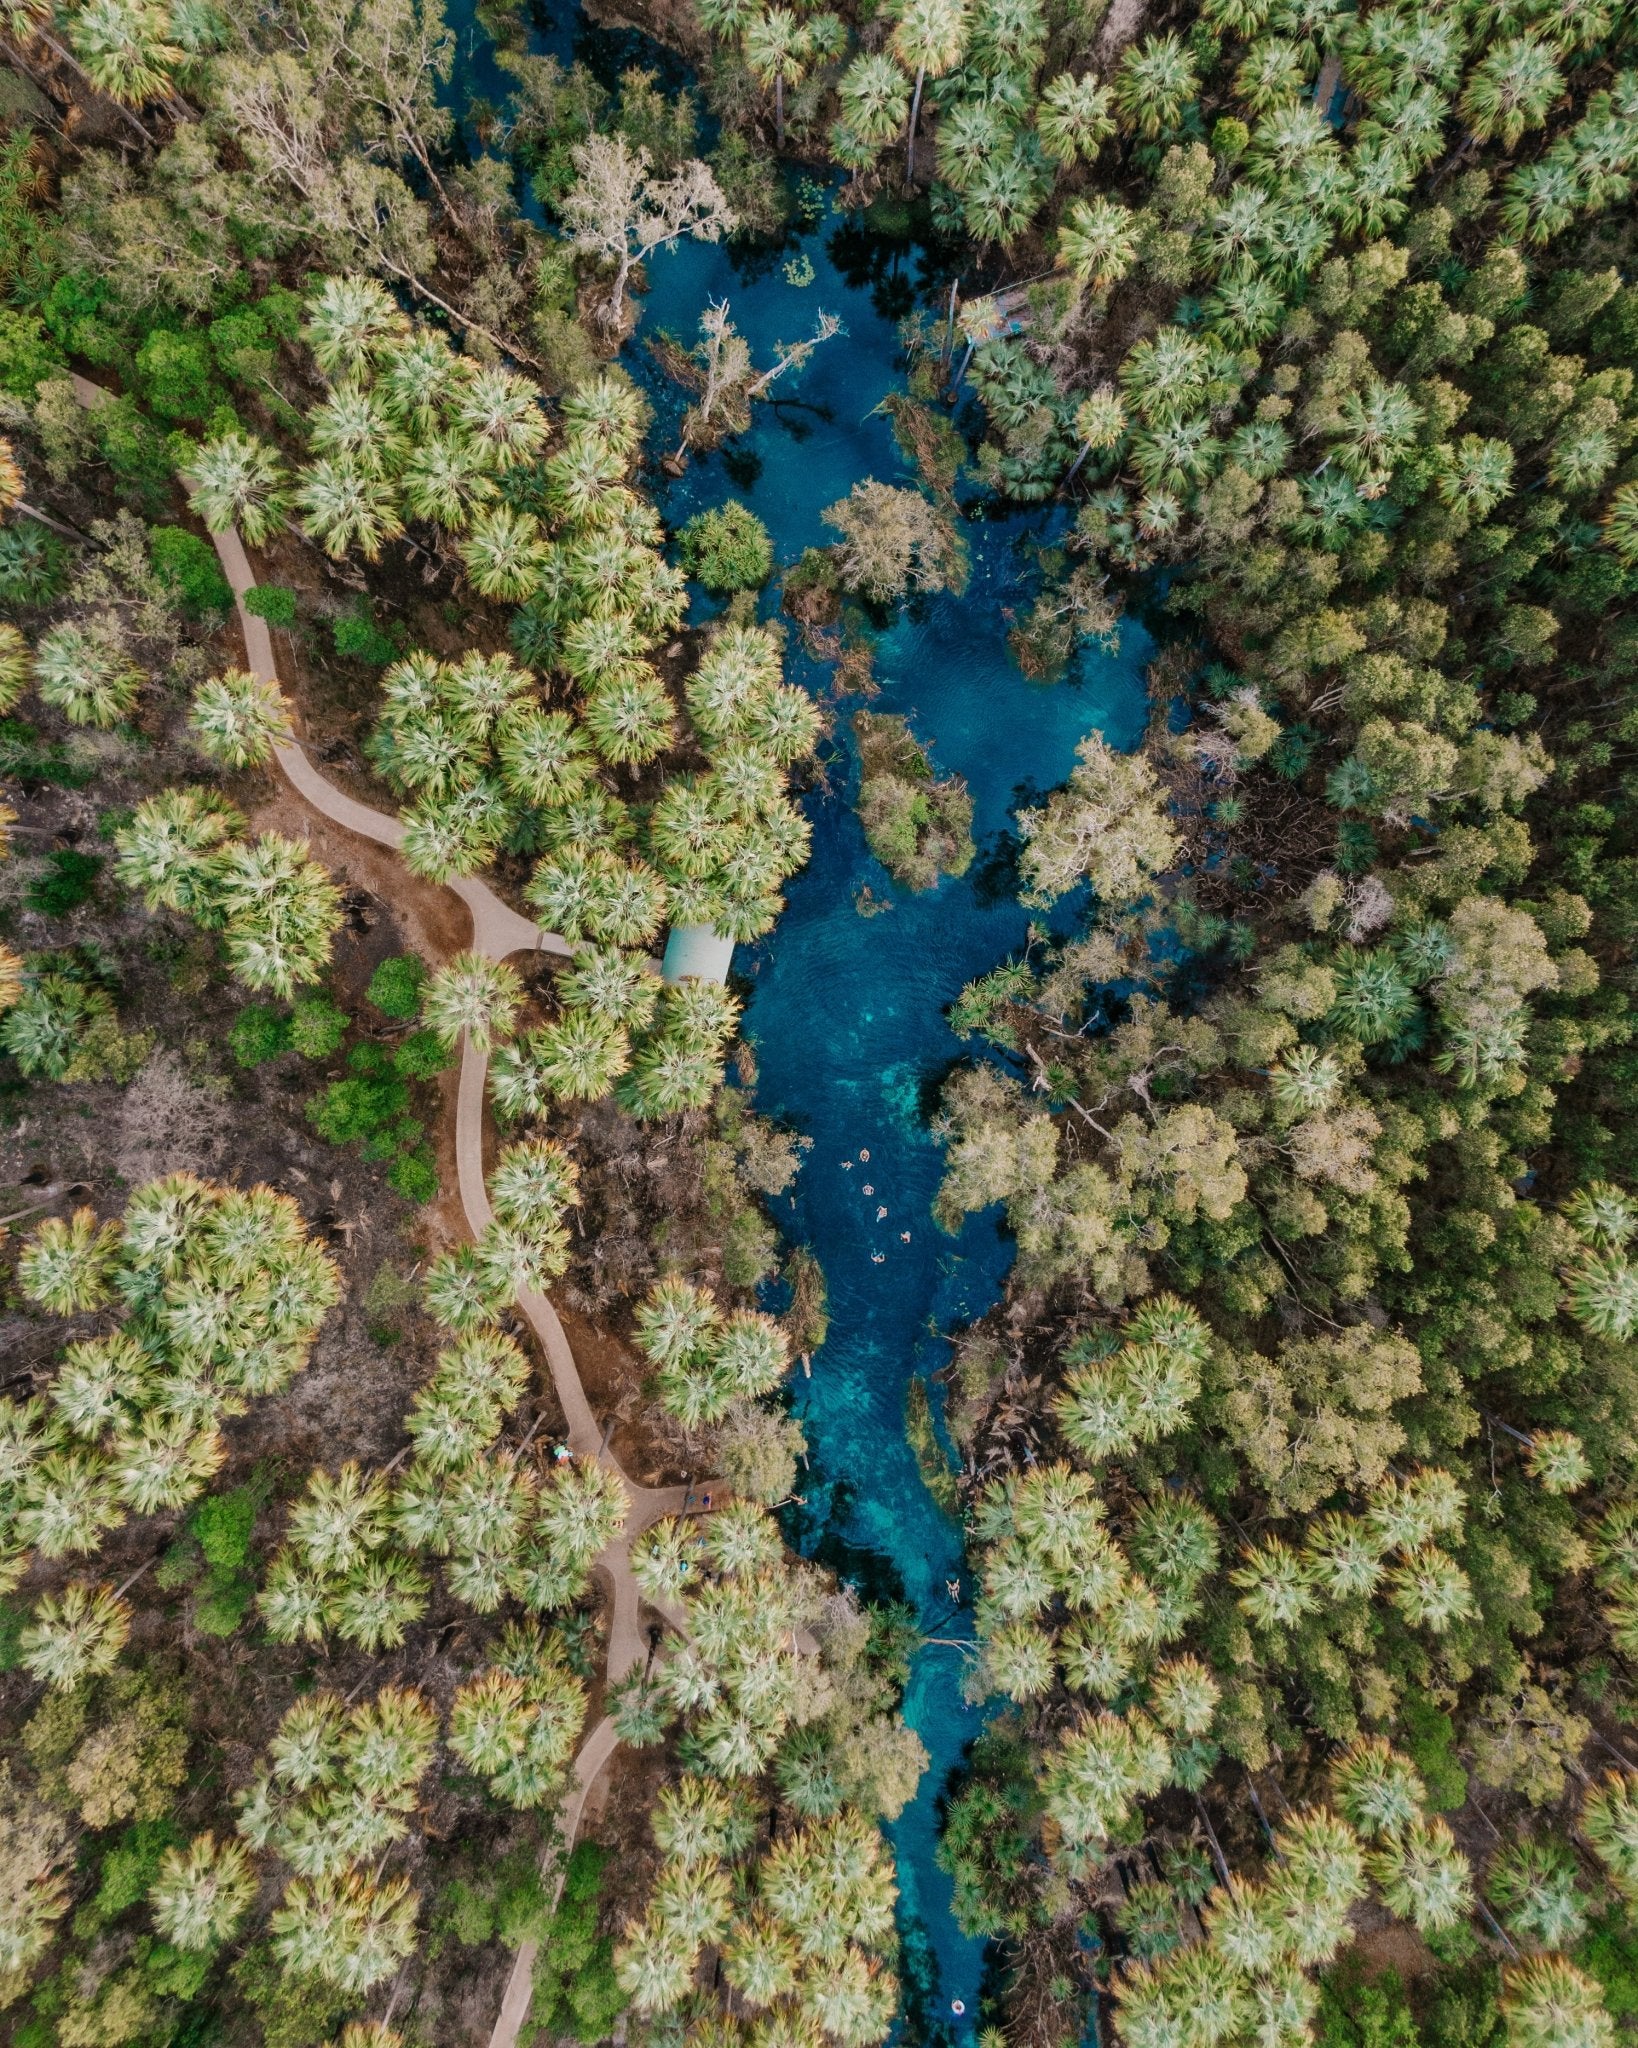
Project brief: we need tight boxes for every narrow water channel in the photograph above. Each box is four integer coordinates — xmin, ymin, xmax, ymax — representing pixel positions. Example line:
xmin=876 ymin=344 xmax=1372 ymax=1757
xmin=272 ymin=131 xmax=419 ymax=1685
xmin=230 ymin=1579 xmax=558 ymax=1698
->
xmin=449 ymin=7 xmax=1154 ymax=2029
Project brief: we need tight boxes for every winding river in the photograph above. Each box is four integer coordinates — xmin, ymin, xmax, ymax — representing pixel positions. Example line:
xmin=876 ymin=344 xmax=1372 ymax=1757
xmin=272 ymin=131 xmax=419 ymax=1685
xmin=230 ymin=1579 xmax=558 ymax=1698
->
xmin=452 ymin=7 xmax=1154 ymax=2030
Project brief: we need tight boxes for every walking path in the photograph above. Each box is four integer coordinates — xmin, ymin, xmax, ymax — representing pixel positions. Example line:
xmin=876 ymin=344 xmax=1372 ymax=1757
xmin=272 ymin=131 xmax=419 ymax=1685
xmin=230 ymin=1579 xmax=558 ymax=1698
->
xmin=68 ymin=376 xmax=701 ymax=2048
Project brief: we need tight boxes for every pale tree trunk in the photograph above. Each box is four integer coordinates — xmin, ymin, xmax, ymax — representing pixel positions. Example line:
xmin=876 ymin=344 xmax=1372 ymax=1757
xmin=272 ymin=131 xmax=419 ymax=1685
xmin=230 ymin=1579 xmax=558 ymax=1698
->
xmin=905 ymin=64 xmax=926 ymax=187
xmin=775 ymin=71 xmax=784 ymax=150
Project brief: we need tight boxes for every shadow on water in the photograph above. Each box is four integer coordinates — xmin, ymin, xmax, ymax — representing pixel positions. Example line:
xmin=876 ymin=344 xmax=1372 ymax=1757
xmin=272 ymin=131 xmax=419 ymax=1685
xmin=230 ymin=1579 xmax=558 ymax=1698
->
xmin=443 ymin=0 xmax=1153 ymax=2032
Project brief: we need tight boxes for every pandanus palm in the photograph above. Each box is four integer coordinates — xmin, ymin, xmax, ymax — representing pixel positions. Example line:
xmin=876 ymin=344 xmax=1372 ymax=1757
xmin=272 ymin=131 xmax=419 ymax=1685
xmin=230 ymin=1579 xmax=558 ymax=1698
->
xmin=189 ymin=668 xmax=293 ymax=769
xmin=890 ymin=0 xmax=967 ymax=185
xmin=303 ymin=275 xmax=407 ymax=383
xmin=69 ymin=0 xmax=183 ymax=103
xmin=459 ymin=506 xmax=547 ymax=600
xmin=296 ymin=457 xmax=405 ymax=562
xmin=150 ymin=1833 xmax=257 ymax=1950
xmin=20 ymin=1580 xmax=130 ymax=1689
xmin=1058 ymin=197 xmax=1139 ymax=291
xmin=182 ymin=432 xmax=291 ymax=544
xmin=1500 ymin=1957 xmax=1615 ymax=2048
xmin=838 ymin=52 xmax=909 ymax=153
xmin=33 ymin=622 xmax=142 ymax=727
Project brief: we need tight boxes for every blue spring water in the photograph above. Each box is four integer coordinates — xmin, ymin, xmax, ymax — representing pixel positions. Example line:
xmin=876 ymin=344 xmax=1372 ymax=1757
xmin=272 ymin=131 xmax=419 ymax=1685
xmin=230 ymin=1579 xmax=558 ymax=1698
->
xmin=444 ymin=6 xmax=1152 ymax=2028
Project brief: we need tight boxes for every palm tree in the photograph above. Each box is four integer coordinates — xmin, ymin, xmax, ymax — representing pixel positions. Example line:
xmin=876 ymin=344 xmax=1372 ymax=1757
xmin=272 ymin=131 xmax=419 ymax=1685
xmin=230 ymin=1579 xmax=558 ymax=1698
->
xmin=288 ymin=1462 xmax=391 ymax=1577
xmin=1038 ymin=71 xmax=1116 ymax=168
xmin=1369 ymin=1815 xmax=1472 ymax=1933
xmin=303 ymin=275 xmax=406 ymax=383
xmin=258 ymin=1553 xmax=331 ymax=1645
xmin=181 ymin=432 xmax=292 ymax=544
xmin=449 ymin=1669 xmax=532 ymax=1775
xmin=18 ymin=1206 xmax=119 ymax=1314
xmin=1460 ymin=34 xmax=1563 ymax=148
xmin=453 ymin=367 xmax=549 ymax=471
xmin=489 ymin=1137 xmax=579 ymax=1231
xmin=1114 ymin=33 xmax=1198 ymax=136
xmin=189 ymin=668 xmax=294 ymax=770
xmin=422 ymin=1243 xmax=511 ymax=1331
xmin=295 ymin=457 xmax=406 ymax=562
xmin=328 ymin=1551 xmax=430 ymax=1652
xmin=890 ymin=0 xmax=967 ymax=184
xmin=115 ymin=788 xmax=244 ymax=916
xmin=33 ymin=622 xmax=142 ymax=727
xmin=634 ymin=1275 xmax=721 ymax=1366
xmin=457 ymin=506 xmax=547 ymax=600
xmin=616 ymin=1918 xmax=698 ymax=2012
xmin=270 ymin=1871 xmax=419 ymax=1995
xmin=68 ymin=0 xmax=182 ymax=103
xmin=1579 ymin=1774 xmax=1638 ymax=1900
xmin=421 ymin=951 xmax=523 ymax=1053
xmin=307 ymin=386 xmax=408 ymax=474
xmin=558 ymin=947 xmax=662 ymax=1030
xmin=110 ymin=1412 xmax=226 ymax=1514
xmin=20 ymin=1580 xmax=130 ymax=1689
xmin=150 ymin=1833 xmax=257 ymax=1950
xmin=530 ymin=1009 xmax=629 ymax=1102
xmin=1433 ymin=435 xmax=1516 ymax=518
xmin=1057 ymin=197 xmax=1139 ymax=293
xmin=584 ymin=669 xmax=676 ymax=767
xmin=214 ymin=834 xmax=343 ymax=997
xmin=838 ymin=52 xmax=909 ymax=158
xmin=1500 ymin=1957 xmax=1614 ymax=2048
xmin=1148 ymin=1654 xmax=1220 ymax=1736
xmin=1330 ymin=1736 xmax=1424 ymax=1839
xmin=1230 ymin=1537 xmax=1318 ymax=1629
xmin=399 ymin=434 xmax=498 ymax=530
xmin=743 ymin=8 xmax=812 ymax=150
xmin=15 ymin=1446 xmax=123 ymax=1558
xmin=1565 ymin=1247 xmax=1638 ymax=1337
xmin=496 ymin=706 xmax=593 ymax=807
xmin=376 ymin=331 xmax=464 ymax=433
xmin=1487 ymin=1837 xmax=1590 ymax=1949
xmin=632 ymin=1517 xmax=699 ymax=1606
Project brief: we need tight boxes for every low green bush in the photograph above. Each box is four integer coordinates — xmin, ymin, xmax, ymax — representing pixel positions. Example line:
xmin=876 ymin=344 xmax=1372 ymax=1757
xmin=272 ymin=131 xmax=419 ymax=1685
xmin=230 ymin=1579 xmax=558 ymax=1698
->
xmin=331 ymin=605 xmax=397 ymax=664
xmin=243 ymin=584 xmax=297 ymax=628
xmin=677 ymin=501 xmax=774 ymax=593
xmin=289 ymin=995 xmax=348 ymax=1058
xmin=366 ymin=953 xmax=426 ymax=1019
xmin=229 ymin=1003 xmax=292 ymax=1067
xmin=25 ymin=848 xmax=102 ymax=915
xmin=149 ymin=527 xmax=232 ymax=616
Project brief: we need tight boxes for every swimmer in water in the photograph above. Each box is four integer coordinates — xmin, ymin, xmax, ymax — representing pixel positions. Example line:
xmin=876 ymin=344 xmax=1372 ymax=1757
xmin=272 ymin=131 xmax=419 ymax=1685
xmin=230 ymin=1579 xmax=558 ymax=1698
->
xmin=871 ymin=1252 xmax=885 ymax=1264
xmin=900 ymin=1231 xmax=911 ymax=1242
xmin=876 ymin=1206 xmax=887 ymax=1221
xmin=860 ymin=1148 xmax=870 ymax=1162
xmin=841 ymin=1160 xmax=852 ymax=1170
xmin=863 ymin=1184 xmax=874 ymax=1196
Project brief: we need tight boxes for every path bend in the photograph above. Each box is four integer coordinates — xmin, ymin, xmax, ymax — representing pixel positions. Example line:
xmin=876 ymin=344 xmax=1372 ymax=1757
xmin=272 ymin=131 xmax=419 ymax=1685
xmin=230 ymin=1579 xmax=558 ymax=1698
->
xmin=63 ymin=372 xmax=707 ymax=2048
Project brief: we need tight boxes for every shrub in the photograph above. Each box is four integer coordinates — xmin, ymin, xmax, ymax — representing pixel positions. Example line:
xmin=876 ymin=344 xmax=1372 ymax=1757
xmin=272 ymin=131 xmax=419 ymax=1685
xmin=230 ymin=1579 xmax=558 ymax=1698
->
xmin=91 ymin=1819 xmax=184 ymax=1924
xmin=193 ymin=1568 xmax=256 ymax=1637
xmin=366 ymin=953 xmax=426 ymax=1020
xmin=0 ymin=307 xmax=65 ymax=399
xmin=133 ymin=330 xmax=219 ymax=423
xmin=288 ymin=995 xmax=348 ymax=1058
xmin=677 ymin=502 xmax=775 ymax=593
xmin=243 ymin=584 xmax=297 ymax=628
xmin=387 ymin=1149 xmax=439 ymax=1204
xmin=529 ymin=1844 xmax=627 ymax=2041
xmin=191 ymin=1488 xmax=256 ymax=1571
xmin=331 ymin=605 xmax=397 ymax=664
xmin=229 ymin=1003 xmax=293 ymax=1067
xmin=0 ymin=523 xmax=67 ymax=605
xmin=25 ymin=849 xmax=102 ymax=915
xmin=1398 ymin=1691 xmax=1469 ymax=1812
xmin=149 ymin=527 xmax=232 ymax=616
xmin=392 ymin=1027 xmax=452 ymax=1081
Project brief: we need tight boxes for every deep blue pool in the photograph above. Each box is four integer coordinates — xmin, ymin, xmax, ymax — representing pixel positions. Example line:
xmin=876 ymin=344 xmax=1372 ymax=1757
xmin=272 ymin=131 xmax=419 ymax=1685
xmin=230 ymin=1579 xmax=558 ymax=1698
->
xmin=447 ymin=4 xmax=1153 ymax=2030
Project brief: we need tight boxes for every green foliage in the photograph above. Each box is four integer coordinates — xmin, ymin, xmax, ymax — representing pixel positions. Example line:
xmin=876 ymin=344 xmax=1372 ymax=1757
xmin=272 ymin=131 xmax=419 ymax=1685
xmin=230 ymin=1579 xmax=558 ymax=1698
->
xmin=530 ymin=1843 xmax=628 ymax=2042
xmin=366 ymin=952 xmax=427 ymax=1020
xmin=1317 ymin=1965 xmax=1421 ymax=2047
xmin=331 ymin=604 xmax=397 ymax=664
xmin=133 ymin=330 xmax=221 ymax=424
xmin=391 ymin=1026 xmax=453 ymax=1081
xmin=191 ymin=1487 xmax=257 ymax=1571
xmin=148 ymin=527 xmax=233 ymax=617
xmin=853 ymin=711 xmax=974 ymax=892
xmin=92 ymin=1819 xmax=184 ymax=1925
xmin=1577 ymin=1908 xmax=1638 ymax=2025
xmin=289 ymin=995 xmax=348 ymax=1058
xmin=677 ymin=501 xmax=774 ymax=592
xmin=1397 ymin=1693 xmax=1469 ymax=1813
xmin=243 ymin=584 xmax=298 ymax=628
xmin=25 ymin=849 xmax=102 ymax=916
xmin=230 ymin=1002 xmax=293 ymax=1067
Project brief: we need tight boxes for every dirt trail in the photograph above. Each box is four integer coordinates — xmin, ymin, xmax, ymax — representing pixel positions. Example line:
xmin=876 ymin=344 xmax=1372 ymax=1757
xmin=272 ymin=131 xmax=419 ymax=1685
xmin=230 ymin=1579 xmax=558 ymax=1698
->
xmin=66 ymin=375 xmax=706 ymax=2048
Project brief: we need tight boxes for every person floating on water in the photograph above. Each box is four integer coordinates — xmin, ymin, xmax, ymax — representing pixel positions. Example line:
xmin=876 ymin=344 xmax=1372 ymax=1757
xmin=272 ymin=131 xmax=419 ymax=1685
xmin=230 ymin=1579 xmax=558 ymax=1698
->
xmin=876 ymin=1206 xmax=887 ymax=1221
xmin=900 ymin=1231 xmax=911 ymax=1243
xmin=863 ymin=1184 xmax=874 ymax=1195
xmin=871 ymin=1252 xmax=885 ymax=1264
xmin=860 ymin=1148 xmax=870 ymax=1162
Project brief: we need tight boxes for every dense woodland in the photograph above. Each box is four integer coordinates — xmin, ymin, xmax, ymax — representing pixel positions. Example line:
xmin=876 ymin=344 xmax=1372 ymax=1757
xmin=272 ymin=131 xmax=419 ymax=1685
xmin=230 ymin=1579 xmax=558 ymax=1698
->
xmin=2 ymin=0 xmax=1638 ymax=2043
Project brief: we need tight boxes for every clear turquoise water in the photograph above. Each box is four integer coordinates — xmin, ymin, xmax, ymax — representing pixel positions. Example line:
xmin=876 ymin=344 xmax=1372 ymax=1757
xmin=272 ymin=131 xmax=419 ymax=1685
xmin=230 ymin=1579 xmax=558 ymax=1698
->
xmin=641 ymin=205 xmax=1151 ymax=2033
xmin=445 ymin=9 xmax=1152 ymax=2030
